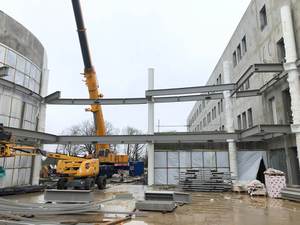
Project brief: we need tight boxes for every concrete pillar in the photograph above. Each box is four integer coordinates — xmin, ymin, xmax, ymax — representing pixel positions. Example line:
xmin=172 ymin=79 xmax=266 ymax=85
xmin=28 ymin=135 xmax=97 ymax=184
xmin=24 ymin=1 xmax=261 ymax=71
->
xmin=147 ymin=68 xmax=155 ymax=186
xmin=31 ymin=155 xmax=42 ymax=185
xmin=223 ymin=61 xmax=238 ymax=180
xmin=281 ymin=6 xmax=300 ymax=168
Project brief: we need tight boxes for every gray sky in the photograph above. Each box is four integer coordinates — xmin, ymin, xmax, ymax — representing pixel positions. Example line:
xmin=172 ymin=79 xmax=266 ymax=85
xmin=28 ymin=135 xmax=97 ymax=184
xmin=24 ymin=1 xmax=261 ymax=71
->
xmin=1 ymin=0 xmax=250 ymax=134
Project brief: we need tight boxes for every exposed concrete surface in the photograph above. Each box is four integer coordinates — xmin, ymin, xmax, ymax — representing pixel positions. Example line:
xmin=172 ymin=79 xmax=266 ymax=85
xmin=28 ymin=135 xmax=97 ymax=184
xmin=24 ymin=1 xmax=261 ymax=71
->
xmin=4 ymin=184 xmax=300 ymax=225
xmin=0 ymin=10 xmax=44 ymax=68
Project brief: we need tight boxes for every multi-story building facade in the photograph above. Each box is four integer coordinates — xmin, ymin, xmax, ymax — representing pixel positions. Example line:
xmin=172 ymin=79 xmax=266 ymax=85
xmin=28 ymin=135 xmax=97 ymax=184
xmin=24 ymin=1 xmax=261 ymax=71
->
xmin=187 ymin=0 xmax=300 ymax=184
xmin=0 ymin=10 xmax=48 ymax=187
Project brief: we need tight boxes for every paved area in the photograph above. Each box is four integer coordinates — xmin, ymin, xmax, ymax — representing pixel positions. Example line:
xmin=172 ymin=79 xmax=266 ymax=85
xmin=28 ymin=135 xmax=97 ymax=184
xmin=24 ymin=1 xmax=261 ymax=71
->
xmin=4 ymin=184 xmax=300 ymax=225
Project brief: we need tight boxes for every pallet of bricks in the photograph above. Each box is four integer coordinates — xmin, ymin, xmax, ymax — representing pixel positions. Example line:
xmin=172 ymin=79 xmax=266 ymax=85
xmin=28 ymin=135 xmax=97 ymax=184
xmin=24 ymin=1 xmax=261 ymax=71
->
xmin=178 ymin=169 xmax=232 ymax=192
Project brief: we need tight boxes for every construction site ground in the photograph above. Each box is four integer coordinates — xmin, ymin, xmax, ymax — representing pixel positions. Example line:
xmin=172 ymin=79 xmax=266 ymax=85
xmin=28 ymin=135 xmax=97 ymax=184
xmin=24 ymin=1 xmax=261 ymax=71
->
xmin=4 ymin=184 xmax=300 ymax=225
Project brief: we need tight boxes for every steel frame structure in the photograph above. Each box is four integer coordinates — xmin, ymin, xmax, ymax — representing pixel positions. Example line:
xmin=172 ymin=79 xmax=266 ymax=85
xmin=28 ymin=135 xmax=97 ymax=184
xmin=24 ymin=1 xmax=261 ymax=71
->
xmin=4 ymin=63 xmax=290 ymax=146
xmin=5 ymin=124 xmax=291 ymax=145
xmin=44 ymin=63 xmax=284 ymax=105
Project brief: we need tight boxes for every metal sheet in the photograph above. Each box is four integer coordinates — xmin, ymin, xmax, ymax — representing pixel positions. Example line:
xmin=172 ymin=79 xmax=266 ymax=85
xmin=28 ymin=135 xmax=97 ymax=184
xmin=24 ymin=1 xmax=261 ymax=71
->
xmin=192 ymin=152 xmax=203 ymax=167
xmin=154 ymin=169 xmax=167 ymax=185
xmin=154 ymin=152 xmax=167 ymax=167
xmin=167 ymin=152 xmax=179 ymax=167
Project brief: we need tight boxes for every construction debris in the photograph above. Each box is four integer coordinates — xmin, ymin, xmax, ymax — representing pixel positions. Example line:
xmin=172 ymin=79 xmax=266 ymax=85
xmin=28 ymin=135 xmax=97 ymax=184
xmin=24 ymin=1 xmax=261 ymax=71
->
xmin=178 ymin=169 xmax=232 ymax=192
xmin=247 ymin=180 xmax=266 ymax=196
xmin=281 ymin=186 xmax=300 ymax=202
xmin=136 ymin=200 xmax=176 ymax=212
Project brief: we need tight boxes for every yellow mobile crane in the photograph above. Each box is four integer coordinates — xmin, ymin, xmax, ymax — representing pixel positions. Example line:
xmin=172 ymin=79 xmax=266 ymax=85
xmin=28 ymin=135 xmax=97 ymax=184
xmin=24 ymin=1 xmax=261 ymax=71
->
xmin=71 ymin=0 xmax=128 ymax=165
xmin=0 ymin=0 xmax=129 ymax=190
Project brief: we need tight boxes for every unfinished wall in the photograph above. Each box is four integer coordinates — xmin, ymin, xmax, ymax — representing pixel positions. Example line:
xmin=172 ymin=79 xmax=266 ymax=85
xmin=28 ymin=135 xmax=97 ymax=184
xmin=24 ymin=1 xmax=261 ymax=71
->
xmin=0 ymin=10 xmax=48 ymax=188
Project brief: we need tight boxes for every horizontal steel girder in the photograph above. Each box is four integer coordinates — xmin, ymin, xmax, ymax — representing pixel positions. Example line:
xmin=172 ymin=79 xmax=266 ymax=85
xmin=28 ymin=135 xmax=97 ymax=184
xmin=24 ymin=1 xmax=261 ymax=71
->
xmin=4 ymin=127 xmax=57 ymax=143
xmin=56 ymin=132 xmax=239 ymax=144
xmin=0 ymin=78 xmax=42 ymax=101
xmin=5 ymin=127 xmax=239 ymax=144
xmin=5 ymin=125 xmax=291 ymax=145
xmin=233 ymin=63 xmax=284 ymax=96
xmin=145 ymin=83 xmax=236 ymax=97
xmin=240 ymin=125 xmax=291 ymax=139
xmin=44 ymin=93 xmax=225 ymax=105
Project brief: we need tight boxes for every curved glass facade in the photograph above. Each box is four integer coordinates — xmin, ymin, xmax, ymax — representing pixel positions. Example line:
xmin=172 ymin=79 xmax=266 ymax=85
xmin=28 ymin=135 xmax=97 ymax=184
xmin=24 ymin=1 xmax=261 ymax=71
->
xmin=0 ymin=43 xmax=46 ymax=130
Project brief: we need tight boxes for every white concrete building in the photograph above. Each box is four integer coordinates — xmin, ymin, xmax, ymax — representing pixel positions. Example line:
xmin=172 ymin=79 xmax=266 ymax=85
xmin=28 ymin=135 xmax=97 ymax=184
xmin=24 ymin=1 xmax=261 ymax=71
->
xmin=186 ymin=0 xmax=300 ymax=185
xmin=0 ymin=11 xmax=48 ymax=188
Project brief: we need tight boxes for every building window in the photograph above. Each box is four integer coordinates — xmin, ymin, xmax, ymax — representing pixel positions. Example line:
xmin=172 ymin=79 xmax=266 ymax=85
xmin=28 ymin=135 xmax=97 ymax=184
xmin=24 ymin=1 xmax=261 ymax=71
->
xmin=242 ymin=35 xmax=247 ymax=55
xmin=216 ymin=74 xmax=222 ymax=85
xmin=282 ymin=89 xmax=293 ymax=124
xmin=237 ymin=44 xmax=242 ymax=61
xmin=218 ymin=102 xmax=221 ymax=115
xmin=212 ymin=106 xmax=217 ymax=119
xmin=222 ymin=125 xmax=225 ymax=131
xmin=242 ymin=112 xmax=247 ymax=129
xmin=269 ymin=97 xmax=278 ymax=124
xmin=260 ymin=5 xmax=268 ymax=30
xmin=220 ymin=99 xmax=223 ymax=112
xmin=207 ymin=112 xmax=211 ymax=124
xmin=277 ymin=38 xmax=286 ymax=63
xmin=245 ymin=79 xmax=250 ymax=90
xmin=247 ymin=108 xmax=253 ymax=127
xmin=237 ymin=115 xmax=241 ymax=130
xmin=233 ymin=51 xmax=237 ymax=67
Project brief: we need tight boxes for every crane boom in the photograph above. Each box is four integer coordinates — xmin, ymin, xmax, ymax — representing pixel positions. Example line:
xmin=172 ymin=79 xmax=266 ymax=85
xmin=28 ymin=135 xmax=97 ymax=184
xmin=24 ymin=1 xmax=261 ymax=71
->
xmin=71 ymin=0 xmax=109 ymax=152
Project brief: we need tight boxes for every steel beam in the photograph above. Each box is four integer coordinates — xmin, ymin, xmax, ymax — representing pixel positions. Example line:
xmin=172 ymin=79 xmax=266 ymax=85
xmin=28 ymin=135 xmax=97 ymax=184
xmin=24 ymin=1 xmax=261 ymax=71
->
xmin=155 ymin=93 xmax=224 ymax=102
xmin=4 ymin=127 xmax=57 ymax=143
xmin=233 ymin=63 xmax=284 ymax=96
xmin=240 ymin=124 xmax=291 ymax=139
xmin=44 ymin=91 xmax=61 ymax=103
xmin=146 ymin=83 xmax=236 ymax=97
xmin=46 ymin=97 xmax=147 ymax=105
xmin=235 ymin=89 xmax=261 ymax=98
xmin=56 ymin=132 xmax=239 ymax=144
xmin=44 ymin=93 xmax=224 ymax=105
xmin=0 ymin=78 xmax=42 ymax=101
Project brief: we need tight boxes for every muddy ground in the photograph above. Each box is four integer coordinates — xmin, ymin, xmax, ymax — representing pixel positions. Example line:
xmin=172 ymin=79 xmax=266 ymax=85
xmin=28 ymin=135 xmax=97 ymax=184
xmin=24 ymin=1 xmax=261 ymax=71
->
xmin=5 ymin=184 xmax=300 ymax=225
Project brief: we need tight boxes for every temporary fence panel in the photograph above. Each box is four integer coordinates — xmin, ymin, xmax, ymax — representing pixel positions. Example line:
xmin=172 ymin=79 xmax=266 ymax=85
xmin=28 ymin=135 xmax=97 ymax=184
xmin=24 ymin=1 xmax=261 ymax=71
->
xmin=237 ymin=151 xmax=267 ymax=182
xmin=154 ymin=150 xmax=229 ymax=185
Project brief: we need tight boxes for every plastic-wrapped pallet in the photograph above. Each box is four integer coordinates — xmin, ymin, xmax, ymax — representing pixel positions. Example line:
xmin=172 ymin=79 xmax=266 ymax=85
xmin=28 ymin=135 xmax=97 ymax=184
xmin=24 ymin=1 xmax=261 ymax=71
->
xmin=264 ymin=168 xmax=286 ymax=198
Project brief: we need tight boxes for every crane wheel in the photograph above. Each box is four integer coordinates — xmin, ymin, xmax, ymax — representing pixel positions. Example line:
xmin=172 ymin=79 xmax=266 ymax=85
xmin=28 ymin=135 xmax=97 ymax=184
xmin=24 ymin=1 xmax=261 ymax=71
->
xmin=84 ymin=178 xmax=95 ymax=190
xmin=57 ymin=178 xmax=68 ymax=190
xmin=96 ymin=176 xmax=106 ymax=190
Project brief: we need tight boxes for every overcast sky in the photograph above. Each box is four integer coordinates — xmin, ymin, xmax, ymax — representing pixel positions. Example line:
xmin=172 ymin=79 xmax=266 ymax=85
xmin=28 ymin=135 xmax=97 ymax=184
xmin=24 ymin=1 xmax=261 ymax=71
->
xmin=1 ymin=0 xmax=250 ymax=134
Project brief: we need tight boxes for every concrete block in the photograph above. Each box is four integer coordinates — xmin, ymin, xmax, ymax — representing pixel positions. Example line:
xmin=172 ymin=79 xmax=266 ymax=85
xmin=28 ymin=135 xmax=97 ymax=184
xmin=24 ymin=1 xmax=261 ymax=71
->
xmin=44 ymin=189 xmax=94 ymax=203
xmin=136 ymin=200 xmax=176 ymax=212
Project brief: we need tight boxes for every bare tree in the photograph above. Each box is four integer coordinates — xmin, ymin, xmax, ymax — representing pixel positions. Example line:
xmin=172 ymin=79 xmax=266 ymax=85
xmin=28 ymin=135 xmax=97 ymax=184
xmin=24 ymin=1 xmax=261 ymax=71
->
xmin=56 ymin=120 xmax=119 ymax=156
xmin=122 ymin=126 xmax=146 ymax=161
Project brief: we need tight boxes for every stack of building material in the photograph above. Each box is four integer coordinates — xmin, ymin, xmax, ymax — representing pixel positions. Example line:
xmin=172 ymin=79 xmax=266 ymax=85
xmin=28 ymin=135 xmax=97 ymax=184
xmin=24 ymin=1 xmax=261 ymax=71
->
xmin=136 ymin=191 xmax=191 ymax=212
xmin=264 ymin=168 xmax=286 ymax=198
xmin=281 ymin=186 xmax=300 ymax=202
xmin=135 ymin=200 xmax=176 ymax=212
xmin=145 ymin=191 xmax=191 ymax=204
xmin=178 ymin=169 xmax=232 ymax=192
